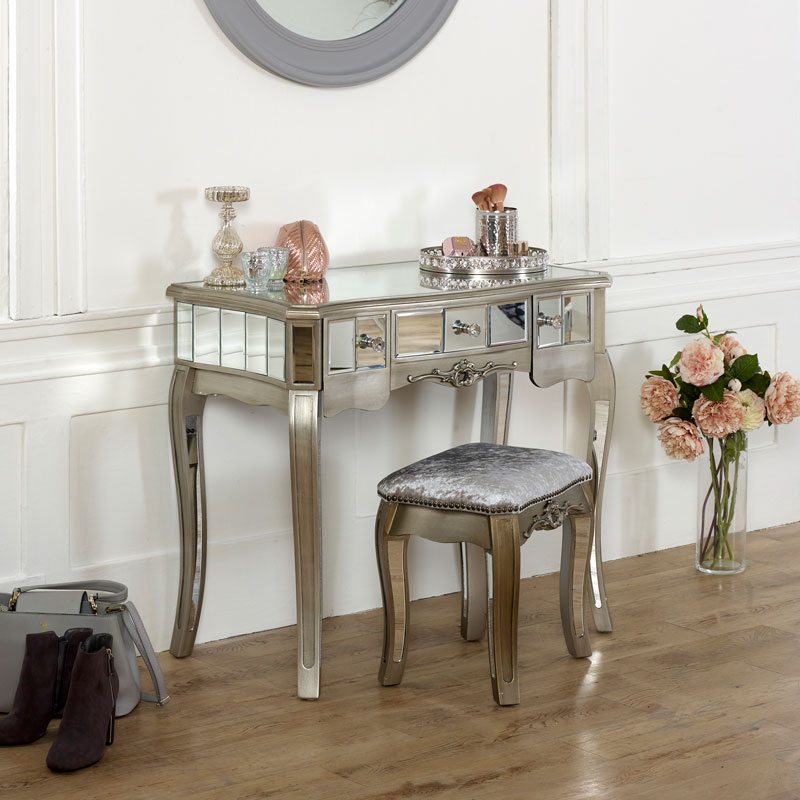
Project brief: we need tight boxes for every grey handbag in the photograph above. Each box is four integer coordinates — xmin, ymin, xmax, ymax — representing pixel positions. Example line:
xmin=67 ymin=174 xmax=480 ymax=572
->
xmin=0 ymin=581 xmax=168 ymax=717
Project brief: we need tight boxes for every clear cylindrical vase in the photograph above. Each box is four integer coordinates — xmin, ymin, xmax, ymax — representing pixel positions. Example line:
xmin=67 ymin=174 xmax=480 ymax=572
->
xmin=696 ymin=432 xmax=747 ymax=575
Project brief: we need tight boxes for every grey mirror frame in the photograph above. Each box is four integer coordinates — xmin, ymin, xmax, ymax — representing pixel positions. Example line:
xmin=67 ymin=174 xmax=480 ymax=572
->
xmin=203 ymin=0 xmax=459 ymax=87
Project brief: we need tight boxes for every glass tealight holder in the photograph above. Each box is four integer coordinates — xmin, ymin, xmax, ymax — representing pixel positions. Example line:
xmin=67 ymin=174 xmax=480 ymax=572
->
xmin=257 ymin=246 xmax=290 ymax=286
xmin=242 ymin=251 xmax=270 ymax=292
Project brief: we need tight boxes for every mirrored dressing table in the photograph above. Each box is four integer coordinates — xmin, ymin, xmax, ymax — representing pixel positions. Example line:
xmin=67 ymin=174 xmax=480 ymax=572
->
xmin=166 ymin=261 xmax=615 ymax=699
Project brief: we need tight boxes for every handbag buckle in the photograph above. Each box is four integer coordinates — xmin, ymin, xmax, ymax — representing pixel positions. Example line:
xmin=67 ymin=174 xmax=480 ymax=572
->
xmin=8 ymin=589 xmax=19 ymax=611
xmin=104 ymin=605 xmax=124 ymax=614
xmin=88 ymin=594 xmax=99 ymax=614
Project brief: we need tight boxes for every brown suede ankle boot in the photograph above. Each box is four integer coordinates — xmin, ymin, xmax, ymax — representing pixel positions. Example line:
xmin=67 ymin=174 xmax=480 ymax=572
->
xmin=0 ymin=628 xmax=92 ymax=746
xmin=46 ymin=633 xmax=118 ymax=772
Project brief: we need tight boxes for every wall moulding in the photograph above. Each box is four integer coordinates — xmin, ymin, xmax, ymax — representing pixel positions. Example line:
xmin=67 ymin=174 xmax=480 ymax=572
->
xmin=8 ymin=0 xmax=86 ymax=320
xmin=0 ymin=303 xmax=173 ymax=385
xmin=1 ymin=0 xmax=10 ymax=320
xmin=600 ymin=240 xmax=800 ymax=314
xmin=549 ymin=0 xmax=609 ymax=265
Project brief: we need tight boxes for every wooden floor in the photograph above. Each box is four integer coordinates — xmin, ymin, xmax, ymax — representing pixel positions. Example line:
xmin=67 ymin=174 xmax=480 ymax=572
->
xmin=3 ymin=525 xmax=800 ymax=799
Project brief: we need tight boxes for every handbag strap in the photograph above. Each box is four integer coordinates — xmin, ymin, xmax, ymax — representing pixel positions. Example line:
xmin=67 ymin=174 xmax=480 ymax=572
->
xmin=117 ymin=602 xmax=169 ymax=706
xmin=2 ymin=580 xmax=128 ymax=608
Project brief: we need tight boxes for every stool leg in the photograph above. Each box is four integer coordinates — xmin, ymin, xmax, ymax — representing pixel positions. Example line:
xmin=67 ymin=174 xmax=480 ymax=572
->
xmin=376 ymin=502 xmax=409 ymax=686
xmin=487 ymin=515 xmax=521 ymax=706
xmin=559 ymin=507 xmax=594 ymax=658
xmin=460 ymin=543 xmax=487 ymax=641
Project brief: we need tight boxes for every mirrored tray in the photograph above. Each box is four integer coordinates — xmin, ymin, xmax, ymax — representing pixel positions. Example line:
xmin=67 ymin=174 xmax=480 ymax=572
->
xmin=419 ymin=246 xmax=549 ymax=277
xmin=419 ymin=270 xmax=549 ymax=291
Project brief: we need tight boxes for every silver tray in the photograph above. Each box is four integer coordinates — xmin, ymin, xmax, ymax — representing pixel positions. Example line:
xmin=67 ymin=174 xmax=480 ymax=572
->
xmin=419 ymin=271 xmax=548 ymax=291
xmin=419 ymin=246 xmax=549 ymax=276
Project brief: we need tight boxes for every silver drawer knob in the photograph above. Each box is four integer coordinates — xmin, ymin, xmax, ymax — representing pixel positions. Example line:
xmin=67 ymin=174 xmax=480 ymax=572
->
xmin=537 ymin=312 xmax=563 ymax=329
xmin=452 ymin=320 xmax=481 ymax=337
xmin=358 ymin=333 xmax=385 ymax=352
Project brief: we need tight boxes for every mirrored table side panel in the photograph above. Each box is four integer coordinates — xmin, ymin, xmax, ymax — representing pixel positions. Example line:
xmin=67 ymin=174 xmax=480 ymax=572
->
xmin=174 ymin=302 xmax=286 ymax=384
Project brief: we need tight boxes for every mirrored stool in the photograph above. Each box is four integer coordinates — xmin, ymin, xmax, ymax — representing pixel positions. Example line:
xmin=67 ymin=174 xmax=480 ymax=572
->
xmin=375 ymin=442 xmax=604 ymax=706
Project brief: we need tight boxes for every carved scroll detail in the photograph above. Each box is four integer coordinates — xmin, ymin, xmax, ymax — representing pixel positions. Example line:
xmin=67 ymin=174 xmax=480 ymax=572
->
xmin=407 ymin=359 xmax=518 ymax=388
xmin=524 ymin=499 xmax=584 ymax=539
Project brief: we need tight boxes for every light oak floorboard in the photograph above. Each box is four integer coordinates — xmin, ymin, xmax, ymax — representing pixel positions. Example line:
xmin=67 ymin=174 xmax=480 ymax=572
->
xmin=2 ymin=524 xmax=800 ymax=799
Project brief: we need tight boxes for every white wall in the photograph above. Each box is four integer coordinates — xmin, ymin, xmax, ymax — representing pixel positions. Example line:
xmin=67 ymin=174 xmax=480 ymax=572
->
xmin=2 ymin=0 xmax=799 ymax=653
xmin=554 ymin=1 xmax=800 ymax=560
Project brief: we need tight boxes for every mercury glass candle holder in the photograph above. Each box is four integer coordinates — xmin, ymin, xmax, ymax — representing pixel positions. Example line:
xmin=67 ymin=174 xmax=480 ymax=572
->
xmin=257 ymin=246 xmax=290 ymax=286
xmin=203 ymin=186 xmax=250 ymax=287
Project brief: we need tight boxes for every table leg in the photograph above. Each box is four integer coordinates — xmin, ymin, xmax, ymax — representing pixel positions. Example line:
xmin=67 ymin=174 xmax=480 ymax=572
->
xmin=586 ymin=352 xmax=615 ymax=633
xmin=169 ymin=366 xmax=208 ymax=657
xmin=460 ymin=372 xmax=514 ymax=641
xmin=288 ymin=390 xmax=322 ymax=699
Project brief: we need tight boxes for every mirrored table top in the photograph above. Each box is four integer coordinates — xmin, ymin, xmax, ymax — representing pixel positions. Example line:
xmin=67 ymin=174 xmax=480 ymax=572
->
xmin=168 ymin=260 xmax=610 ymax=312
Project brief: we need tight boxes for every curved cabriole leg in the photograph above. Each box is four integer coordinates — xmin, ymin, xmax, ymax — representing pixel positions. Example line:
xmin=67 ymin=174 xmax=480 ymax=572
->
xmin=487 ymin=515 xmax=521 ymax=706
xmin=169 ymin=367 xmax=208 ymax=658
xmin=288 ymin=390 xmax=322 ymax=700
xmin=460 ymin=542 xmax=487 ymax=641
xmin=586 ymin=352 xmax=615 ymax=633
xmin=376 ymin=502 xmax=409 ymax=686
xmin=461 ymin=372 xmax=515 ymax=641
xmin=559 ymin=496 xmax=594 ymax=658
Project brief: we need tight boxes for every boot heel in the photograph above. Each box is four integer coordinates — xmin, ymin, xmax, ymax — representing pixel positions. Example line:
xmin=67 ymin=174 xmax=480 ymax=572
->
xmin=106 ymin=707 xmax=115 ymax=746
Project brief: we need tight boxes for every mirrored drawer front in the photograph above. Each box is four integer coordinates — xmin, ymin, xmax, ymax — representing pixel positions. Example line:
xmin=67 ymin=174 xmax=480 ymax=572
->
xmin=327 ymin=315 xmax=387 ymax=374
xmin=176 ymin=302 xmax=286 ymax=382
xmin=444 ymin=306 xmax=487 ymax=351
xmin=489 ymin=301 xmax=528 ymax=346
xmin=395 ymin=310 xmax=444 ymax=357
xmin=534 ymin=292 xmax=591 ymax=349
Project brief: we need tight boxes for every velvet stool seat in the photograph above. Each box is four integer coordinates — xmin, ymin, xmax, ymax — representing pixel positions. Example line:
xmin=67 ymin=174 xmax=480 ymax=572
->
xmin=374 ymin=442 xmax=604 ymax=706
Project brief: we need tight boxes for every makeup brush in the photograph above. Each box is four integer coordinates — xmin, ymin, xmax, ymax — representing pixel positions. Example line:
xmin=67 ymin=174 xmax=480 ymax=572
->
xmin=487 ymin=183 xmax=507 ymax=211
xmin=471 ymin=190 xmax=491 ymax=211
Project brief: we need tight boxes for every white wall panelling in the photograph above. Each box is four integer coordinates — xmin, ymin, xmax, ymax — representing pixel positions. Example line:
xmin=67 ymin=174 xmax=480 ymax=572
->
xmin=607 ymin=0 xmax=800 ymax=257
xmin=0 ymin=0 xmax=9 ymax=320
xmin=556 ymin=0 xmax=800 ymax=562
xmin=549 ymin=0 xmax=609 ymax=264
xmin=7 ymin=0 xmax=87 ymax=320
xmin=0 ymin=424 xmax=23 ymax=583
xmin=53 ymin=0 xmax=87 ymax=316
xmin=2 ymin=1 xmax=799 ymax=653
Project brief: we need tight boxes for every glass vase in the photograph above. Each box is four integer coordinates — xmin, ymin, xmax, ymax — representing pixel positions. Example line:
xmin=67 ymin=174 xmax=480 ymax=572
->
xmin=696 ymin=431 xmax=747 ymax=575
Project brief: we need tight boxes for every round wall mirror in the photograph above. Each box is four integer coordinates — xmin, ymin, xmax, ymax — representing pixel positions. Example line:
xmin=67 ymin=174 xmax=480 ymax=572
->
xmin=204 ymin=0 xmax=459 ymax=87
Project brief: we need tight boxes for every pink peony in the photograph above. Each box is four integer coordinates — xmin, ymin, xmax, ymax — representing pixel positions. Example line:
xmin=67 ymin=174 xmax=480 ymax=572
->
xmin=679 ymin=338 xmax=725 ymax=387
xmin=737 ymin=388 xmax=765 ymax=432
xmin=765 ymin=372 xmax=800 ymax=424
xmin=640 ymin=377 xmax=679 ymax=422
xmin=717 ymin=334 xmax=746 ymax=364
xmin=692 ymin=390 xmax=745 ymax=438
xmin=657 ymin=418 xmax=706 ymax=461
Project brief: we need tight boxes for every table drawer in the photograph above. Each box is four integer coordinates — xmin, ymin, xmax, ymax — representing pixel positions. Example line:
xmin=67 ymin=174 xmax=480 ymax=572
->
xmin=531 ymin=291 xmax=594 ymax=387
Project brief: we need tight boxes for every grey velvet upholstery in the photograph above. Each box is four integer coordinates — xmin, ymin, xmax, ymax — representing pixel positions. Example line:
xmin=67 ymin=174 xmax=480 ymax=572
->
xmin=377 ymin=443 xmax=592 ymax=515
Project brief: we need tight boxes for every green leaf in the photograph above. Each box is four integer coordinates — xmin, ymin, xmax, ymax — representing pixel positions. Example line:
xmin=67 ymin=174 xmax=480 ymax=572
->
xmin=676 ymin=315 xmax=704 ymax=334
xmin=743 ymin=372 xmax=770 ymax=396
xmin=712 ymin=330 xmax=736 ymax=345
xmin=700 ymin=306 xmax=709 ymax=328
xmin=647 ymin=366 xmax=677 ymax=385
xmin=731 ymin=354 xmax=759 ymax=382
xmin=670 ymin=406 xmax=693 ymax=421
xmin=676 ymin=377 xmax=701 ymax=402
xmin=700 ymin=377 xmax=726 ymax=402
xmin=669 ymin=350 xmax=682 ymax=368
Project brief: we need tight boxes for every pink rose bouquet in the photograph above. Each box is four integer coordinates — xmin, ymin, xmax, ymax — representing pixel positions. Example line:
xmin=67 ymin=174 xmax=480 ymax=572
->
xmin=640 ymin=305 xmax=800 ymax=572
